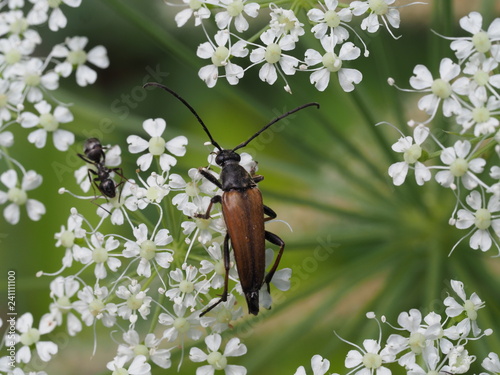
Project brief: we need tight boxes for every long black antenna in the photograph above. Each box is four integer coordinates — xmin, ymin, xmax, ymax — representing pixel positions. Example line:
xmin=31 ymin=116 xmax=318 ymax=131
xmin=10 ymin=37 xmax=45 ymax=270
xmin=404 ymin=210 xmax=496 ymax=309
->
xmin=144 ymin=82 xmax=222 ymax=150
xmin=232 ymin=102 xmax=320 ymax=151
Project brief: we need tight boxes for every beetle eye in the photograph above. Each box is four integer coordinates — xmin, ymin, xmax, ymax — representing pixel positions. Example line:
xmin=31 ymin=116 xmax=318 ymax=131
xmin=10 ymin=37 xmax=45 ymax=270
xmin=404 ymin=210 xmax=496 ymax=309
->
xmin=215 ymin=153 xmax=225 ymax=165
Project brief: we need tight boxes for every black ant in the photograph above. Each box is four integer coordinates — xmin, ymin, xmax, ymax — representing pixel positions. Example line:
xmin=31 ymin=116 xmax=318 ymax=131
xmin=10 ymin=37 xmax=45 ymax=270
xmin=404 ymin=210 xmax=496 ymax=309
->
xmin=78 ymin=138 xmax=127 ymax=212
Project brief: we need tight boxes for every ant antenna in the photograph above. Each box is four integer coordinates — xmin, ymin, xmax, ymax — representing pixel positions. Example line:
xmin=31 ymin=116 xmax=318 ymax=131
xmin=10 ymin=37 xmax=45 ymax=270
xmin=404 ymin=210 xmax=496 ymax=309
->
xmin=144 ymin=82 xmax=222 ymax=150
xmin=232 ymin=102 xmax=320 ymax=151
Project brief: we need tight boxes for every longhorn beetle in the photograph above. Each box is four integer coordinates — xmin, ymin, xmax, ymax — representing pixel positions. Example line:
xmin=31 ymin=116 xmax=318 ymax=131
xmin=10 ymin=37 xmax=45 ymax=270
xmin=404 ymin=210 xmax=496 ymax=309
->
xmin=145 ymin=82 xmax=319 ymax=315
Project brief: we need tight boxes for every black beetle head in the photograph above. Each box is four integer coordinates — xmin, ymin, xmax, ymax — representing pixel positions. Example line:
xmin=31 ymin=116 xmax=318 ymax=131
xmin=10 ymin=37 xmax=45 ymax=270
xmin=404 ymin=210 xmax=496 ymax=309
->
xmin=215 ymin=149 xmax=241 ymax=166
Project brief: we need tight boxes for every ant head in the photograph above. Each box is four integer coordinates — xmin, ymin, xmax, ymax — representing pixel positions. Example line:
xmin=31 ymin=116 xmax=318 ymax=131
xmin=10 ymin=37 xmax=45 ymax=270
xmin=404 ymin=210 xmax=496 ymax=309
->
xmin=83 ymin=138 xmax=105 ymax=164
xmin=215 ymin=149 xmax=240 ymax=166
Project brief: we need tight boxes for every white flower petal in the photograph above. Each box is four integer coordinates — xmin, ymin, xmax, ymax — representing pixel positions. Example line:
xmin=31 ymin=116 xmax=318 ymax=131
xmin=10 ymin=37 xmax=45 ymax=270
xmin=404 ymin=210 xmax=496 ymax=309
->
xmin=53 ymin=129 xmax=75 ymax=151
xmin=87 ymin=45 xmax=109 ymax=68
xmin=143 ymin=118 xmax=166 ymax=137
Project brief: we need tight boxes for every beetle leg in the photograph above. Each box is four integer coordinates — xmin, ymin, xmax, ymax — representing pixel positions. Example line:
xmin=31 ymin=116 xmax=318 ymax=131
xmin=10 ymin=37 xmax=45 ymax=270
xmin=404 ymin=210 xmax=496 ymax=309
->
xmin=263 ymin=205 xmax=277 ymax=222
xmin=200 ymin=233 xmax=231 ymax=316
xmin=263 ymin=231 xmax=285 ymax=292
xmin=196 ymin=195 xmax=222 ymax=219
xmin=252 ymin=174 xmax=264 ymax=183
xmin=199 ymin=168 xmax=223 ymax=189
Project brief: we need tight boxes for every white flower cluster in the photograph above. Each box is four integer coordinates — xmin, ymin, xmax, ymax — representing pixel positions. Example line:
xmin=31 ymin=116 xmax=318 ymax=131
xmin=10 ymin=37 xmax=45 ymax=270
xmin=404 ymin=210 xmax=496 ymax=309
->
xmin=386 ymin=12 xmax=500 ymax=255
xmin=166 ymin=0 xmax=422 ymax=93
xmin=1 ymin=118 xmax=291 ymax=374
xmin=294 ymin=280 xmax=497 ymax=375
xmin=0 ymin=1 xmax=109 ymax=224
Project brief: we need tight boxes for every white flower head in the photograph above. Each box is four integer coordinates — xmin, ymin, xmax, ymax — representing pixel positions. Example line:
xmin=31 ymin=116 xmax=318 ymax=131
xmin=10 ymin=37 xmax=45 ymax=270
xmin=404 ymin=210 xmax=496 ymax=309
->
xmin=268 ymin=4 xmax=304 ymax=41
xmin=0 ymin=35 xmax=37 ymax=77
xmin=215 ymin=0 xmax=259 ymax=32
xmin=131 ymin=172 xmax=171 ymax=208
xmin=0 ymin=169 xmax=45 ymax=224
xmin=189 ymin=333 xmax=247 ymax=375
xmin=197 ymin=29 xmax=248 ymax=88
xmin=115 ymin=280 xmax=152 ymax=325
xmin=307 ymin=0 xmax=353 ymax=41
xmin=249 ymin=30 xmax=299 ymax=91
xmin=441 ymin=345 xmax=475 ymax=374
xmin=19 ymin=100 xmax=74 ymax=151
xmin=458 ymin=56 xmax=500 ymax=102
xmin=450 ymin=11 xmax=500 ymax=62
xmin=73 ymin=285 xmax=117 ymax=327
xmin=170 ymin=167 xmax=219 ymax=215
xmin=388 ymin=124 xmax=431 ymax=186
xmin=350 ymin=0 xmax=401 ymax=38
xmin=444 ymin=279 xmax=485 ymax=336
xmin=164 ymin=265 xmax=209 ymax=307
xmin=345 ymin=338 xmax=394 ymax=375
xmin=304 ymin=35 xmax=362 ymax=92
xmin=435 ymin=140 xmax=486 ymax=190
xmin=112 ymin=330 xmax=172 ymax=369
xmin=158 ymin=303 xmax=203 ymax=342
xmin=10 ymin=57 xmax=59 ymax=102
xmin=15 ymin=312 xmax=58 ymax=363
xmin=72 ymin=233 xmax=121 ymax=280
xmin=127 ymin=118 xmax=187 ymax=171
xmin=456 ymin=94 xmax=500 ymax=136
xmin=408 ymin=58 xmax=463 ymax=124
xmin=48 ymin=276 xmax=82 ymax=336
xmin=123 ymin=223 xmax=174 ymax=277
xmin=454 ymin=190 xmax=500 ymax=253
xmin=52 ymin=36 xmax=109 ymax=86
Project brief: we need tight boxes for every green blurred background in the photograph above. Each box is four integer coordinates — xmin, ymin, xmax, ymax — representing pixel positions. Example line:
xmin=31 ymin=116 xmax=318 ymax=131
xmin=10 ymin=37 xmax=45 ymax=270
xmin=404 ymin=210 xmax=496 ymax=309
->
xmin=1 ymin=0 xmax=500 ymax=374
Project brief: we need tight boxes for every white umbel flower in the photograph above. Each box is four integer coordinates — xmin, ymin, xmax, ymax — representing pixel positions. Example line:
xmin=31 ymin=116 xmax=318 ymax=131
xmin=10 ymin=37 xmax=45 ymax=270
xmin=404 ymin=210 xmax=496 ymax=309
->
xmin=189 ymin=333 xmax=247 ymax=375
xmin=19 ymin=100 xmax=74 ymax=151
xmin=0 ymin=169 xmax=45 ymax=224
xmin=127 ymin=118 xmax=187 ymax=172
xmin=52 ymin=36 xmax=109 ymax=86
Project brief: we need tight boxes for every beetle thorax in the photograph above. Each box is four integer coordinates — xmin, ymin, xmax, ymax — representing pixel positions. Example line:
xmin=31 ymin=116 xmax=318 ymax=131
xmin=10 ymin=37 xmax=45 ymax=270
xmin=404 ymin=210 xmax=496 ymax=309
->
xmin=220 ymin=162 xmax=255 ymax=191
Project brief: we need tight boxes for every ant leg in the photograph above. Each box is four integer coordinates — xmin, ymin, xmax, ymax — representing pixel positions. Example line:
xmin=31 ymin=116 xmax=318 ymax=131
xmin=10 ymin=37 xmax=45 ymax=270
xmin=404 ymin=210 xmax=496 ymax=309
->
xmin=200 ymin=233 xmax=231 ymax=316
